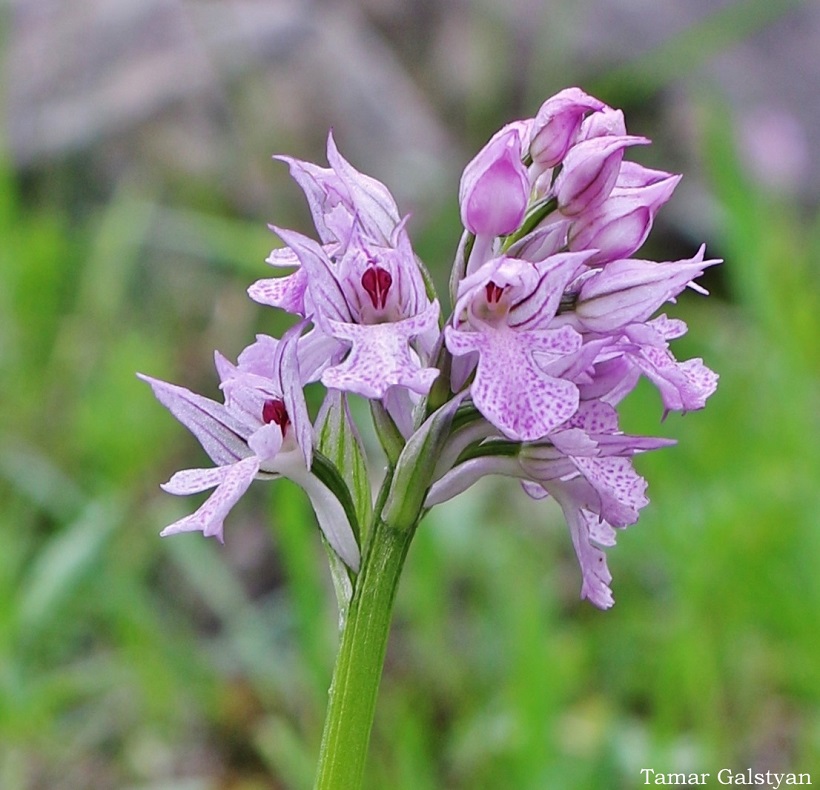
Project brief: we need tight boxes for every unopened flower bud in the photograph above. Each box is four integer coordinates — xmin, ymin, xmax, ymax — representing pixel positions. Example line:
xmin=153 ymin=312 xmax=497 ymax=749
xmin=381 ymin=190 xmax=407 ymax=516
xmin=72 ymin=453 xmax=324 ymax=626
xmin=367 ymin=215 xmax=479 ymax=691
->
xmin=568 ymin=171 xmax=681 ymax=264
xmin=459 ymin=122 xmax=530 ymax=236
xmin=555 ymin=135 xmax=649 ymax=217
xmin=529 ymin=87 xmax=605 ymax=168
xmin=614 ymin=161 xmax=676 ymax=190
xmin=578 ymin=107 xmax=627 ymax=140
xmin=507 ymin=220 xmax=569 ymax=262
xmin=574 ymin=246 xmax=719 ymax=332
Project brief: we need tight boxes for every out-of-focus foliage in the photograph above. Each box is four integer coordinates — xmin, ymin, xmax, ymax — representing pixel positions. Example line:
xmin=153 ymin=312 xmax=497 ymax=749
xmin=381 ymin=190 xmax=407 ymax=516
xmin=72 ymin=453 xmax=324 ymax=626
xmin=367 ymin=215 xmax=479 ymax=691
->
xmin=1 ymin=1 xmax=818 ymax=788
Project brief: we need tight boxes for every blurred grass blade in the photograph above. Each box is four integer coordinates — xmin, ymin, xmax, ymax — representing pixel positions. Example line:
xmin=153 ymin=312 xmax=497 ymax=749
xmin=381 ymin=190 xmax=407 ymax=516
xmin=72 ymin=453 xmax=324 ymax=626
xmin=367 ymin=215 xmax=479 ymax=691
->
xmin=17 ymin=497 xmax=122 ymax=635
xmin=255 ymin=713 xmax=317 ymax=789
xmin=0 ymin=440 xmax=85 ymax=519
xmin=79 ymin=184 xmax=157 ymax=323
xmin=162 ymin=533 xmax=296 ymax=699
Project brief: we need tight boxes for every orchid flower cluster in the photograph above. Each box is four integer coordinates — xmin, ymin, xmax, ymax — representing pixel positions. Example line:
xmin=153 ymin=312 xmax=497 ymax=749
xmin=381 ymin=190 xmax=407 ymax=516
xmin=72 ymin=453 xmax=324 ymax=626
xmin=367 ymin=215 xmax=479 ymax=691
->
xmin=142 ymin=87 xmax=718 ymax=609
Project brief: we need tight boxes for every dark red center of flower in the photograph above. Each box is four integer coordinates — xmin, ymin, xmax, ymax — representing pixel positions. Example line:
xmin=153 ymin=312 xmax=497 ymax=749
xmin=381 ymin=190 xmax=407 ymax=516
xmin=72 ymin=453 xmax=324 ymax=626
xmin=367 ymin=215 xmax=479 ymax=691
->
xmin=262 ymin=398 xmax=290 ymax=429
xmin=485 ymin=281 xmax=504 ymax=304
xmin=361 ymin=265 xmax=393 ymax=310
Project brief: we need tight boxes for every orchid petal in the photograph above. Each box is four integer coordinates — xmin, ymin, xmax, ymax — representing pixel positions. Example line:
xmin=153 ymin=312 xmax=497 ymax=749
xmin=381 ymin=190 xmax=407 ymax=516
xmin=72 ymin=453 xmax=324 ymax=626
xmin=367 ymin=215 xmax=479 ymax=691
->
xmin=322 ymin=303 xmax=441 ymax=399
xmin=547 ymin=478 xmax=615 ymax=609
xmin=572 ymin=455 xmax=648 ymax=527
xmin=326 ymin=131 xmax=401 ymax=242
xmin=283 ymin=460 xmax=361 ymax=571
xmin=274 ymin=320 xmax=314 ymax=467
xmin=274 ymin=155 xmax=344 ymax=244
xmin=248 ymin=422 xmax=284 ymax=461
xmin=161 ymin=466 xmax=230 ymax=495
xmin=138 ymin=374 xmax=251 ymax=466
xmin=446 ymin=324 xmax=581 ymax=441
xmin=160 ymin=456 xmax=260 ymax=542
xmin=425 ymin=455 xmax=524 ymax=507
xmin=248 ymin=267 xmax=309 ymax=315
xmin=273 ymin=225 xmax=352 ymax=324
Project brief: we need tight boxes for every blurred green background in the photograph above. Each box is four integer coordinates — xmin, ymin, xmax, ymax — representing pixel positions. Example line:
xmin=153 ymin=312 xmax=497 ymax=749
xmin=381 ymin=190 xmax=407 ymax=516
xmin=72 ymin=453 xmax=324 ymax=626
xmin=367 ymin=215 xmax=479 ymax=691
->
xmin=2 ymin=1 xmax=819 ymax=788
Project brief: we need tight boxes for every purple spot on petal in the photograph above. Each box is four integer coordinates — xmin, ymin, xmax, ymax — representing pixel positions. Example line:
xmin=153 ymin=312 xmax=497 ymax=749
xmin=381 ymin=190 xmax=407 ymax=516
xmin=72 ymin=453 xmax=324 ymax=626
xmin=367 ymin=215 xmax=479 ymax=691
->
xmin=262 ymin=398 xmax=290 ymax=431
xmin=361 ymin=265 xmax=393 ymax=310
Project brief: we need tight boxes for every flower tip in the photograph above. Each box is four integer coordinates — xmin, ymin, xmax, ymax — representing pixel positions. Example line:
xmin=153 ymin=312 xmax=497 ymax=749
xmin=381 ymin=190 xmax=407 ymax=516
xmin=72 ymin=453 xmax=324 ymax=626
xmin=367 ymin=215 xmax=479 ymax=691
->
xmin=588 ymin=592 xmax=615 ymax=610
xmin=136 ymin=372 xmax=168 ymax=398
xmin=159 ymin=521 xmax=182 ymax=538
xmin=326 ymin=128 xmax=340 ymax=158
xmin=213 ymin=349 xmax=228 ymax=366
xmin=687 ymin=281 xmax=710 ymax=296
xmin=136 ymin=371 xmax=162 ymax=387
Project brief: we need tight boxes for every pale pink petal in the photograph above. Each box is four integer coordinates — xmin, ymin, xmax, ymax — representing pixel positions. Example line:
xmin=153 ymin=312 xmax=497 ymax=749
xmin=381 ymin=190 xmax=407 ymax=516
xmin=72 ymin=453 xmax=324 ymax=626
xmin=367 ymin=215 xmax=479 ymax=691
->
xmin=160 ymin=456 xmax=260 ymax=542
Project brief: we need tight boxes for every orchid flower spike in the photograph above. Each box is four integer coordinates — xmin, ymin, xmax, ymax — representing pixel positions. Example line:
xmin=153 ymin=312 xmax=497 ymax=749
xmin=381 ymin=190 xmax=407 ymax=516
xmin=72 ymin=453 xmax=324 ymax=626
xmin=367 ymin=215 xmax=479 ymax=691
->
xmin=144 ymin=88 xmax=719 ymax=610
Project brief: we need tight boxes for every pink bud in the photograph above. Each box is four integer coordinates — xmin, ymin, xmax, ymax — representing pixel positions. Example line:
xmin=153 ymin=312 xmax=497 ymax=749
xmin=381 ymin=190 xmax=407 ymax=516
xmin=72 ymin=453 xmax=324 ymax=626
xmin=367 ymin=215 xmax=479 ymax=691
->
xmin=568 ymin=171 xmax=681 ymax=264
xmin=569 ymin=202 xmax=653 ymax=266
xmin=529 ymin=88 xmax=606 ymax=168
xmin=554 ymin=135 xmax=649 ymax=217
xmin=578 ymin=107 xmax=627 ymax=140
xmin=574 ymin=246 xmax=719 ymax=332
xmin=614 ymin=161 xmax=674 ymax=190
xmin=506 ymin=220 xmax=569 ymax=262
xmin=459 ymin=122 xmax=530 ymax=236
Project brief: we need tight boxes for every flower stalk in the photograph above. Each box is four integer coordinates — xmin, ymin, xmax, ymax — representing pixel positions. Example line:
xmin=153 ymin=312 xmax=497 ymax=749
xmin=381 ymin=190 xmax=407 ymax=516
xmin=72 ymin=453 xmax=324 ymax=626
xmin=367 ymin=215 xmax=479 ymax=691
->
xmin=313 ymin=513 xmax=416 ymax=790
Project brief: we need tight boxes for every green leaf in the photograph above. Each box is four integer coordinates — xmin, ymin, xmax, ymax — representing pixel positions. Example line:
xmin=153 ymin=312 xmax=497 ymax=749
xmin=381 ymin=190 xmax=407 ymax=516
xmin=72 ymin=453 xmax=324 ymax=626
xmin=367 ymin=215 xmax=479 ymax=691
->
xmin=383 ymin=394 xmax=466 ymax=532
xmin=448 ymin=230 xmax=473 ymax=307
xmin=308 ymin=452 xmax=362 ymax=549
xmin=316 ymin=391 xmax=372 ymax=534
xmin=369 ymin=400 xmax=405 ymax=467
xmin=414 ymin=253 xmax=440 ymax=307
xmin=315 ymin=391 xmax=373 ymax=613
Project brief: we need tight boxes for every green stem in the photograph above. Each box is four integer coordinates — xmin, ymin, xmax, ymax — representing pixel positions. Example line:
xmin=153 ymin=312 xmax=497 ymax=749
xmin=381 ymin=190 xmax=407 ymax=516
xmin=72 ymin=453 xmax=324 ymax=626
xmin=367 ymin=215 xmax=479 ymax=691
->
xmin=313 ymin=516 xmax=416 ymax=790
